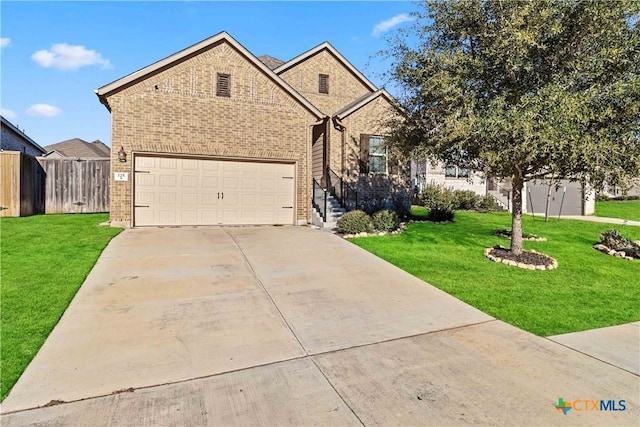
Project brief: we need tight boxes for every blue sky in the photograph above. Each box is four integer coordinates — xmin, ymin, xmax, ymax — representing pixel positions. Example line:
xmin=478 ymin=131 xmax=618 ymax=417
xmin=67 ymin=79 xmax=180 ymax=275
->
xmin=1 ymin=1 xmax=418 ymax=148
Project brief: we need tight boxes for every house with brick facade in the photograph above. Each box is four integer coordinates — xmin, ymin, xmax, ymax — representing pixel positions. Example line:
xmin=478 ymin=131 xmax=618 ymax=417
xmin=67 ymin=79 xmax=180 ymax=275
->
xmin=96 ymin=32 xmax=409 ymax=228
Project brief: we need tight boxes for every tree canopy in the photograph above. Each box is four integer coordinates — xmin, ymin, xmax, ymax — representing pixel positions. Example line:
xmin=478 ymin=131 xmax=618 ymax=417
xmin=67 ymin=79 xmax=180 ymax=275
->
xmin=384 ymin=0 xmax=640 ymax=255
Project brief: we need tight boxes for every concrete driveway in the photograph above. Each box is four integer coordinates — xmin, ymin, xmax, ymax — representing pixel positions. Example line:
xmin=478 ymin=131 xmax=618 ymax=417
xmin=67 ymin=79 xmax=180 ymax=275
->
xmin=1 ymin=226 xmax=638 ymax=426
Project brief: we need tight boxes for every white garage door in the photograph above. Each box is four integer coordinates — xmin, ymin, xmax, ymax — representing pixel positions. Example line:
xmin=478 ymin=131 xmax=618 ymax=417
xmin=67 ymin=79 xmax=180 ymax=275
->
xmin=134 ymin=156 xmax=295 ymax=226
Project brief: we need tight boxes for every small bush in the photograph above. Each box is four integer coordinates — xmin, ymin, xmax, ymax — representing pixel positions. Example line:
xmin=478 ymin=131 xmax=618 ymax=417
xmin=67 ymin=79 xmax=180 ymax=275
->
xmin=372 ymin=210 xmax=400 ymax=232
xmin=479 ymin=194 xmax=497 ymax=210
xmin=337 ymin=210 xmax=372 ymax=234
xmin=452 ymin=190 xmax=481 ymax=210
xmin=600 ymin=229 xmax=632 ymax=250
xmin=427 ymin=200 xmax=455 ymax=222
xmin=420 ymin=182 xmax=446 ymax=209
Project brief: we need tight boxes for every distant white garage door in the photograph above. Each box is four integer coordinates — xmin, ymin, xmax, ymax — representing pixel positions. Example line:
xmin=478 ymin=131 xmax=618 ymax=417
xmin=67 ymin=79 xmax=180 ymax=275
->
xmin=134 ymin=156 xmax=295 ymax=226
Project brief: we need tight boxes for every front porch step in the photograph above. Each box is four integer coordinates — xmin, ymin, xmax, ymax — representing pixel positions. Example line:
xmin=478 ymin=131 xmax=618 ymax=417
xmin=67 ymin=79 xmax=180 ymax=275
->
xmin=312 ymin=192 xmax=346 ymax=230
xmin=488 ymin=190 xmax=510 ymax=212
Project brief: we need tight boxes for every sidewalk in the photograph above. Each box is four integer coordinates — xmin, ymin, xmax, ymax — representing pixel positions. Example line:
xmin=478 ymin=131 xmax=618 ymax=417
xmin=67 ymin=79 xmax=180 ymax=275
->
xmin=548 ymin=322 xmax=640 ymax=376
xmin=557 ymin=215 xmax=640 ymax=226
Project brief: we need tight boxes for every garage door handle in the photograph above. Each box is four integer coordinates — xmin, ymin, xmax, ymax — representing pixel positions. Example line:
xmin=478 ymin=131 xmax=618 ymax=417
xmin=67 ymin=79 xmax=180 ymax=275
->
xmin=282 ymin=176 xmax=294 ymax=179
xmin=218 ymin=192 xmax=224 ymax=199
xmin=135 ymin=170 xmax=150 ymax=174
xmin=135 ymin=205 xmax=149 ymax=208
xmin=282 ymin=206 xmax=293 ymax=209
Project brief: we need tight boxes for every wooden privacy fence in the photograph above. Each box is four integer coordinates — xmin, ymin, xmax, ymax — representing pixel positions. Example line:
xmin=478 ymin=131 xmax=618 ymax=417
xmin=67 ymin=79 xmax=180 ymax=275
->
xmin=0 ymin=151 xmax=45 ymax=217
xmin=0 ymin=152 xmax=110 ymax=216
xmin=38 ymin=158 xmax=110 ymax=214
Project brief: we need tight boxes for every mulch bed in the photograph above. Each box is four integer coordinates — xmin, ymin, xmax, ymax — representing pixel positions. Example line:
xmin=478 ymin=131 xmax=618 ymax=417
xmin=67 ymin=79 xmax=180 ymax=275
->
xmin=485 ymin=245 xmax=558 ymax=270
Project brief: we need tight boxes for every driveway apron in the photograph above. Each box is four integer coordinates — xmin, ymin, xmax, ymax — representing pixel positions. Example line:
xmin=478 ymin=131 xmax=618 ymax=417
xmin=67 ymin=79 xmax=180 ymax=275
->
xmin=1 ymin=226 xmax=638 ymax=426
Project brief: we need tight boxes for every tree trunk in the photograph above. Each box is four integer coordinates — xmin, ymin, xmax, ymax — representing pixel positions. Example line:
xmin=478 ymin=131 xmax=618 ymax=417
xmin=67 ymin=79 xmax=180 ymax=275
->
xmin=510 ymin=174 xmax=525 ymax=255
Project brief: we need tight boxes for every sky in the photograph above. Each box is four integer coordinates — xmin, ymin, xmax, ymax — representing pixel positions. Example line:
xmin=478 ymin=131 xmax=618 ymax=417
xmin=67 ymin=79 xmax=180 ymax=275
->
xmin=1 ymin=0 xmax=419 ymax=148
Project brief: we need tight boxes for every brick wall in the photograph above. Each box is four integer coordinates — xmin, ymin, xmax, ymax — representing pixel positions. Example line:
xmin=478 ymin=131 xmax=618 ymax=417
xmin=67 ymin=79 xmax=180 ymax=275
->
xmin=105 ymin=40 xmax=317 ymax=226
xmin=339 ymin=96 xmax=411 ymax=213
xmin=279 ymin=50 xmax=371 ymax=116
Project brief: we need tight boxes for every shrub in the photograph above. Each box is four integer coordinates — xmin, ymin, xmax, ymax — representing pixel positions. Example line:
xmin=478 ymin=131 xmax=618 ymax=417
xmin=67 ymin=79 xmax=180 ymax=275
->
xmin=420 ymin=182 xmax=446 ymax=209
xmin=479 ymin=194 xmax=497 ymax=210
xmin=599 ymin=229 xmax=632 ymax=250
xmin=427 ymin=200 xmax=455 ymax=222
xmin=452 ymin=190 xmax=481 ymax=210
xmin=359 ymin=193 xmax=411 ymax=217
xmin=372 ymin=210 xmax=400 ymax=232
xmin=337 ymin=210 xmax=372 ymax=234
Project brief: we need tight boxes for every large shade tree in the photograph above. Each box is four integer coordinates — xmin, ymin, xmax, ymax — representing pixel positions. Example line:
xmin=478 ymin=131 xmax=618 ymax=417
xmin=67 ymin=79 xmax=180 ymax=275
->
xmin=384 ymin=0 xmax=640 ymax=255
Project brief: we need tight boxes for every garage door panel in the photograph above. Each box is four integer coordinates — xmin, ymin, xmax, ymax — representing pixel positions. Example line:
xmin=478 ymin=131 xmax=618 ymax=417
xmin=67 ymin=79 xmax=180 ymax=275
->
xmin=202 ymin=176 xmax=218 ymax=188
xmin=134 ymin=156 xmax=295 ymax=226
xmin=242 ymin=178 xmax=257 ymax=190
xmin=158 ymin=192 xmax=177 ymax=205
xmin=137 ymin=157 xmax=156 ymax=168
xmin=159 ymin=174 xmax=177 ymax=187
xmin=182 ymin=175 xmax=199 ymax=187
xmin=137 ymin=191 xmax=155 ymax=205
xmin=223 ymin=176 xmax=239 ymax=189
xmin=181 ymin=159 xmax=200 ymax=170
xmin=182 ymin=193 xmax=198 ymax=205
xmin=200 ymin=210 xmax=219 ymax=223
xmin=159 ymin=158 xmax=178 ymax=169
xmin=202 ymin=192 xmax=218 ymax=205
xmin=136 ymin=174 xmax=156 ymax=186
xmin=181 ymin=210 xmax=198 ymax=224
xmin=158 ymin=210 xmax=177 ymax=223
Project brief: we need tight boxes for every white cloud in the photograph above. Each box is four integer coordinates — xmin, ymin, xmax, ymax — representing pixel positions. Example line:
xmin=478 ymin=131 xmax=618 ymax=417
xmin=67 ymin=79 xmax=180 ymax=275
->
xmin=1 ymin=108 xmax=16 ymax=119
xmin=27 ymin=104 xmax=62 ymax=117
xmin=31 ymin=43 xmax=112 ymax=70
xmin=0 ymin=38 xmax=10 ymax=48
xmin=372 ymin=13 xmax=415 ymax=37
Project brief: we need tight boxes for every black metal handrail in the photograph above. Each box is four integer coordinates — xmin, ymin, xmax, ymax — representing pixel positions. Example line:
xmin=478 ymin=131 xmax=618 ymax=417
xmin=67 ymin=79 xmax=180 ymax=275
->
xmin=326 ymin=167 xmax=358 ymax=211
xmin=312 ymin=178 xmax=327 ymax=221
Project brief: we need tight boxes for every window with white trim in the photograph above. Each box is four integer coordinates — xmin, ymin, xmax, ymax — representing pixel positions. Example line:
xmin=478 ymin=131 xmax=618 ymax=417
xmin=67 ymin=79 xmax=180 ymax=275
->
xmin=445 ymin=165 xmax=469 ymax=178
xmin=369 ymin=136 xmax=387 ymax=174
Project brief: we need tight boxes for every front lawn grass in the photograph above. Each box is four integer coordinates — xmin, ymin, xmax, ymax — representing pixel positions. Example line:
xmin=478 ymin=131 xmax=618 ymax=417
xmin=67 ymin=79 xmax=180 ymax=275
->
xmin=351 ymin=210 xmax=640 ymax=337
xmin=595 ymin=200 xmax=640 ymax=221
xmin=0 ymin=214 xmax=122 ymax=401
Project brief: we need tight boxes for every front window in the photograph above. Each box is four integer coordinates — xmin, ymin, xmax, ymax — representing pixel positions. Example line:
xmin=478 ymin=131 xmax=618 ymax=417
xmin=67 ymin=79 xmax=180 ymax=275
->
xmin=445 ymin=165 xmax=457 ymax=177
xmin=445 ymin=165 xmax=470 ymax=179
xmin=369 ymin=136 xmax=387 ymax=174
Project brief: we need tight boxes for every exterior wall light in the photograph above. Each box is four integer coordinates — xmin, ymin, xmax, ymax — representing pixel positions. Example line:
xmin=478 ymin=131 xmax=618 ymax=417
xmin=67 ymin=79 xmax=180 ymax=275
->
xmin=117 ymin=147 xmax=127 ymax=162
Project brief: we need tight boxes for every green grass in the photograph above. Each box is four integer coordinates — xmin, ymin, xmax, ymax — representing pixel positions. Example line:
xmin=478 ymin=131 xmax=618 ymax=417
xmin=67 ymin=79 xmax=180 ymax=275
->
xmin=410 ymin=205 xmax=429 ymax=218
xmin=595 ymin=200 xmax=640 ymax=221
xmin=351 ymin=210 xmax=640 ymax=337
xmin=0 ymin=214 xmax=122 ymax=401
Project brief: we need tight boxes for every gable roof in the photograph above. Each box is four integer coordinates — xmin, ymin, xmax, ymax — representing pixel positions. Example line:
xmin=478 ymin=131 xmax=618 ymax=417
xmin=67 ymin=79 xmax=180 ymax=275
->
xmin=95 ymin=32 xmax=324 ymax=120
xmin=333 ymin=89 xmax=396 ymax=120
xmin=0 ymin=115 xmax=47 ymax=154
xmin=44 ymin=138 xmax=110 ymax=158
xmin=274 ymin=42 xmax=378 ymax=93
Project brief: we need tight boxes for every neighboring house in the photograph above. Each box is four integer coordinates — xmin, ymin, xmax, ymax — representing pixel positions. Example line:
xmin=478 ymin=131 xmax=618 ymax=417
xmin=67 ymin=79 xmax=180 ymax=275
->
xmin=43 ymin=138 xmax=110 ymax=159
xmin=1 ymin=116 xmax=46 ymax=156
xmin=96 ymin=31 xmax=409 ymax=228
xmin=411 ymin=159 xmax=596 ymax=216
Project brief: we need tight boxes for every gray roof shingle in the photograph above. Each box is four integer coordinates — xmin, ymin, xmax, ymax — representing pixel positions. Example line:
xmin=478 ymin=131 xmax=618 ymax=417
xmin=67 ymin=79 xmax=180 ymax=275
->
xmin=257 ymin=55 xmax=285 ymax=70
xmin=45 ymin=138 xmax=110 ymax=158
